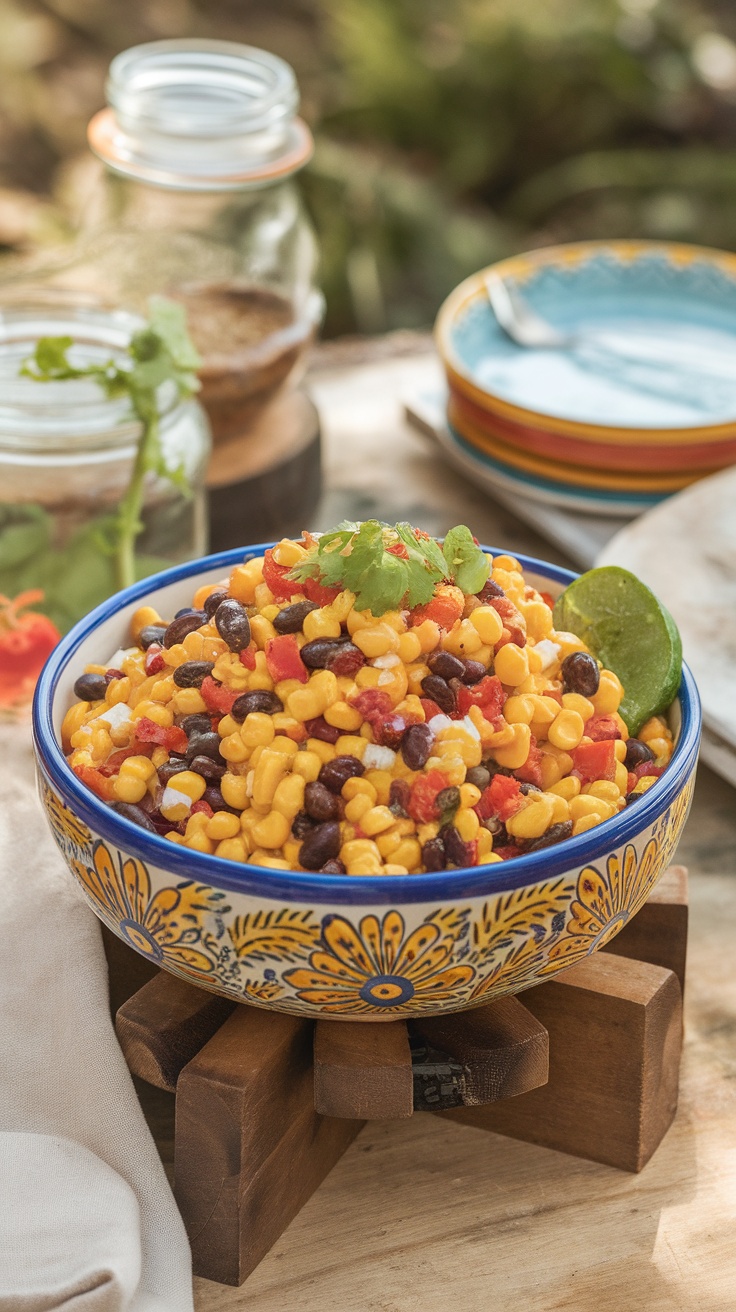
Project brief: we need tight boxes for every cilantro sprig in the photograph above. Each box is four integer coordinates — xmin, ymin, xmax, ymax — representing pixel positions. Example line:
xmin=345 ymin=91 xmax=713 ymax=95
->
xmin=21 ymin=297 xmax=201 ymax=591
xmin=288 ymin=520 xmax=489 ymax=615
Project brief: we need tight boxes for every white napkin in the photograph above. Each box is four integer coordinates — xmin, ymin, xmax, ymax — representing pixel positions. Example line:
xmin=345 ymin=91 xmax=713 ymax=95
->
xmin=0 ymin=724 xmax=194 ymax=1311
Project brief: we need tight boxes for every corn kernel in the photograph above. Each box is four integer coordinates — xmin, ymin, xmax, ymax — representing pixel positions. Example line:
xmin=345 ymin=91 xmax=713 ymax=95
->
xmin=469 ymin=606 xmax=504 ymax=646
xmin=442 ymin=620 xmax=483 ymax=657
xmin=455 ymin=808 xmax=480 ymax=841
xmin=639 ymin=715 xmax=669 ymax=743
xmin=272 ymin=773 xmax=306 ymax=819
xmin=239 ymin=713 xmax=275 ymax=748
xmin=291 ymin=750 xmax=324 ymax=782
xmin=561 ymin=693 xmax=595 ymax=721
xmin=185 ymin=830 xmax=215 ymax=854
xmin=584 ymin=780 xmax=621 ymax=804
xmin=360 ymin=805 xmax=396 ymax=836
xmin=494 ymin=642 xmax=530 ymax=686
xmin=412 ymin=619 xmax=441 ymax=653
xmin=548 ymin=775 xmax=581 ymax=800
xmin=130 ymin=700 xmax=173 ymax=727
xmin=342 ymin=776 xmax=378 ymax=803
xmin=112 ymin=774 xmax=148 ymax=804
xmin=270 ymin=735 xmax=299 ymax=757
xmin=523 ymin=600 xmax=554 ymax=640
xmin=592 ymin=670 xmax=624 ymax=716
xmin=306 ymin=738 xmax=337 ymax=763
xmin=492 ymin=723 xmax=531 ymax=770
xmin=119 ymin=755 xmax=157 ymax=782
xmin=547 ymin=793 xmax=570 ymax=824
xmin=614 ymin=739 xmax=628 ymax=762
xmin=219 ymin=733 xmax=250 ymax=763
xmin=205 ymin=811 xmax=241 ymax=841
xmin=506 ymin=794 xmax=555 ymax=839
xmin=572 ymin=813 xmax=604 ymax=836
xmin=390 ymin=839 xmax=422 ymax=870
xmin=353 ymin=624 xmax=400 ymax=658
xmin=614 ymin=761 xmax=630 ymax=795
xmin=215 ymin=836 xmax=249 ymax=862
xmin=302 ymin=608 xmax=342 ymax=641
xmin=252 ymin=749 xmax=290 ymax=809
xmin=287 ymin=687 xmax=324 ymax=722
xmin=345 ymin=793 xmax=373 ymax=824
xmin=171 ymin=687 xmax=208 ymax=716
xmin=459 ymin=783 xmax=482 ymax=808
xmin=548 ymin=709 xmax=585 ymax=752
xmin=229 ymin=558 xmax=264 ymax=605
xmin=503 ymin=695 xmax=535 ymax=726
xmin=569 ymin=795 xmax=616 ymax=823
xmin=363 ymin=770 xmax=393 ymax=806
xmin=322 ymin=700 xmax=362 ymax=732
xmin=335 ymin=734 xmax=367 ymax=760
xmin=251 ymin=810 xmax=291 ymax=849
xmin=130 ymin=605 xmax=161 ymax=642
xmin=341 ymin=838 xmax=382 ymax=865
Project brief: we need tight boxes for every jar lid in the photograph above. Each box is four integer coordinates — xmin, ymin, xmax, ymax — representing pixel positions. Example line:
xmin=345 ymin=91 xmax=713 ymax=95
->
xmin=88 ymin=40 xmax=314 ymax=191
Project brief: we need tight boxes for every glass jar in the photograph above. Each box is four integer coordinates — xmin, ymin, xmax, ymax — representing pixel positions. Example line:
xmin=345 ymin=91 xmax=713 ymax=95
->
xmin=0 ymin=301 xmax=209 ymax=651
xmin=53 ymin=40 xmax=322 ymax=443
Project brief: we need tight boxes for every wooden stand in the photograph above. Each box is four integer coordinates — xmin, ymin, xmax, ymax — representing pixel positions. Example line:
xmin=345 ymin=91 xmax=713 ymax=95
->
xmin=112 ymin=867 xmax=688 ymax=1288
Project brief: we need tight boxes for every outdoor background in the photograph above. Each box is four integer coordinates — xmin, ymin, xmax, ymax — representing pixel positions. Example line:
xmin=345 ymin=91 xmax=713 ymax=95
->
xmin=1 ymin=0 xmax=736 ymax=337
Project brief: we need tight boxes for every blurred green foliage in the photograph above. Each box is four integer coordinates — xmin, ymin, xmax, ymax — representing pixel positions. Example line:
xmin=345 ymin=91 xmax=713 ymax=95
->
xmin=1 ymin=0 xmax=736 ymax=334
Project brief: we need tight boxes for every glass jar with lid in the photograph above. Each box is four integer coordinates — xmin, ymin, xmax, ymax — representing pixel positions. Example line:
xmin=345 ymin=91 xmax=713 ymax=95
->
xmin=44 ymin=40 xmax=323 ymax=444
xmin=0 ymin=299 xmax=209 ymax=661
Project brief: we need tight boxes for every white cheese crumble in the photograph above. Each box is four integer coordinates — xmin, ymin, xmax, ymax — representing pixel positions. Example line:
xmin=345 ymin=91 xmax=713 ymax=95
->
xmin=94 ymin=701 xmax=132 ymax=730
xmin=105 ymin=646 xmax=137 ymax=670
xmin=427 ymin=714 xmax=454 ymax=735
xmin=362 ymin=744 xmax=397 ymax=770
xmin=372 ymin=653 xmax=401 ymax=669
xmin=534 ymin=639 xmax=562 ymax=672
xmin=161 ymin=785 xmax=192 ymax=814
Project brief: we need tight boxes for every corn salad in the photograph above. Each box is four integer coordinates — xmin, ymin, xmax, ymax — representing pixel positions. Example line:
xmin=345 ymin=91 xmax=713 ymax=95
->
xmin=63 ymin=530 xmax=675 ymax=876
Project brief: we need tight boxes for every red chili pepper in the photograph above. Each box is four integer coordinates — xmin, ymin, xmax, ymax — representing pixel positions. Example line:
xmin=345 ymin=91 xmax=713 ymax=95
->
xmin=72 ymin=763 xmax=115 ymax=801
xmin=515 ymin=736 xmax=543 ymax=787
xmin=200 ymin=675 xmax=240 ymax=714
xmin=407 ymin=769 xmax=450 ymax=823
xmin=475 ymin=775 xmax=524 ymax=823
xmin=0 ymin=589 xmax=60 ymax=706
xmin=265 ymin=633 xmax=308 ymax=684
xmin=239 ymin=644 xmax=257 ymax=670
xmin=571 ymin=740 xmax=617 ymax=784
xmin=585 ymin=714 xmax=621 ymax=742
xmin=456 ymin=675 xmax=505 ymax=722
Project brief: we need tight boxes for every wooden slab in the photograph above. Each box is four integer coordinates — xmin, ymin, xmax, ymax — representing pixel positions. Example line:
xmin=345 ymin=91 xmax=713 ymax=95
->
xmin=174 ymin=1005 xmax=363 ymax=1285
xmin=412 ymin=995 xmax=549 ymax=1106
xmin=115 ymin=970 xmax=236 ymax=1093
xmin=602 ymin=864 xmax=688 ymax=995
xmin=314 ymin=1020 xmax=414 ymax=1119
xmin=440 ymin=951 xmax=682 ymax=1172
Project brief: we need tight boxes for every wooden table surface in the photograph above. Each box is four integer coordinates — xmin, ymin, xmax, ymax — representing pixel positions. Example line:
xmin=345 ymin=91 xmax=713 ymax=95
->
xmin=141 ymin=346 xmax=736 ymax=1312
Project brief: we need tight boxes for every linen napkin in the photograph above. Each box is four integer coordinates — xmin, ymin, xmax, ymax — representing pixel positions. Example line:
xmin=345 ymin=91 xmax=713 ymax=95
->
xmin=0 ymin=723 xmax=194 ymax=1311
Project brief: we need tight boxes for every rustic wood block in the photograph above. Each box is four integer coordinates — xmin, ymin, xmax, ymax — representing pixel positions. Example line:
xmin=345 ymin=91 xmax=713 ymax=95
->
xmin=314 ymin=1020 xmax=414 ymax=1119
xmin=115 ymin=972 xmax=235 ymax=1093
xmin=602 ymin=864 xmax=688 ymax=995
xmin=101 ymin=925 xmax=159 ymax=1017
xmin=439 ymin=951 xmax=682 ymax=1172
xmin=175 ymin=1005 xmax=363 ymax=1285
xmin=412 ymin=996 xmax=549 ymax=1107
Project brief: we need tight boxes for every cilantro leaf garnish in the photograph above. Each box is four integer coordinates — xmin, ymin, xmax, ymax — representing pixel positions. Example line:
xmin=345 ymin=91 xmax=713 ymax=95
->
xmin=287 ymin=520 xmax=489 ymax=615
xmin=21 ymin=297 xmax=201 ymax=591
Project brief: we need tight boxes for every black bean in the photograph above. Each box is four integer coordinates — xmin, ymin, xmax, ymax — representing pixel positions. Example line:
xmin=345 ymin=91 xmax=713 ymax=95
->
xmin=624 ymin=738 xmax=655 ymax=771
xmin=325 ymin=643 xmax=365 ymax=676
xmin=484 ymin=818 xmax=509 ymax=843
xmin=477 ymin=578 xmax=505 ymax=600
xmin=138 ymin=624 xmax=167 ymax=650
xmin=273 ymin=600 xmax=319 ymax=634
xmin=181 ymin=713 xmax=212 ymax=738
xmin=304 ymin=781 xmax=339 ymax=822
xmin=421 ymin=674 xmax=456 ymax=715
xmin=203 ymin=589 xmax=229 ymax=618
xmin=163 ymin=611 xmax=207 ymax=648
xmin=188 ymin=755 xmax=226 ymax=780
xmin=465 ymin=765 xmax=491 ymax=791
xmin=389 ymin=779 xmax=412 ymax=816
xmin=436 ymin=786 xmax=461 ymax=816
xmin=427 ymin=650 xmax=466 ymax=681
xmin=300 ymin=638 xmax=346 ymax=669
xmin=292 ymin=811 xmax=316 ymax=839
xmin=202 ymin=785 xmax=240 ymax=815
xmin=303 ymin=716 xmax=341 ymax=744
xmin=299 ymin=821 xmax=341 ymax=870
xmin=185 ymin=731 xmax=223 ymax=762
xmin=112 ymin=801 xmax=159 ymax=832
xmin=421 ymin=835 xmax=447 ymax=872
xmin=318 ymin=755 xmax=365 ymax=794
xmin=157 ymin=760 xmax=189 ymax=784
xmin=519 ymin=781 xmax=542 ymax=795
xmin=625 ymin=791 xmax=645 ymax=806
xmin=526 ymin=821 xmax=574 ymax=852
xmin=561 ymin=651 xmax=600 ymax=697
xmin=442 ymin=825 xmax=470 ymax=867
xmin=173 ymin=660 xmax=215 ymax=688
xmin=320 ymin=859 xmax=347 ymax=874
xmin=73 ymin=672 xmax=108 ymax=701
xmin=230 ymin=690 xmax=284 ymax=722
xmin=461 ymin=659 xmax=486 ymax=685
xmin=215 ymin=598 xmax=251 ymax=653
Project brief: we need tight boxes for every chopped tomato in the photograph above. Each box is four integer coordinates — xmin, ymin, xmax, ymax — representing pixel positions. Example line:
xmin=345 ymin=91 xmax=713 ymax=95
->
xmin=99 ymin=743 xmax=154 ymax=777
xmin=585 ymin=714 xmax=621 ymax=741
xmin=262 ymin=549 xmax=301 ymax=602
xmin=539 ymin=591 xmax=555 ymax=609
xmin=497 ymin=844 xmax=525 ymax=861
xmin=571 ymin=740 xmax=616 ymax=784
xmin=515 ymin=736 xmax=542 ymax=787
xmin=135 ymin=717 xmax=189 ymax=753
xmin=629 ymin=761 xmax=665 ymax=788
xmin=456 ymin=675 xmax=505 ymax=722
xmin=190 ymin=799 xmax=213 ymax=817
xmin=410 ymin=585 xmax=464 ymax=631
xmin=543 ymin=687 xmax=563 ymax=705
xmin=387 ymin=542 xmax=409 ymax=560
xmin=351 ymin=689 xmax=393 ymax=724
xmin=419 ymin=697 xmax=443 ymax=722
xmin=265 ymin=634 xmax=308 ymax=684
xmin=0 ymin=589 xmax=60 ymax=706
xmin=144 ymin=644 xmax=165 ymax=675
xmin=488 ymin=595 xmax=526 ymax=647
xmin=239 ymin=644 xmax=257 ymax=670
xmin=201 ymin=675 xmax=241 ymax=714
xmin=475 ymin=775 xmax=524 ymax=822
xmin=408 ymin=769 xmax=450 ymax=823
xmin=73 ymin=763 xmax=115 ymax=801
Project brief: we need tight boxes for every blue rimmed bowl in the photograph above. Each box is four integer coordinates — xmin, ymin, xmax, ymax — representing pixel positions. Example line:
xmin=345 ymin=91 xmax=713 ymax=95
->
xmin=33 ymin=545 xmax=701 ymax=1021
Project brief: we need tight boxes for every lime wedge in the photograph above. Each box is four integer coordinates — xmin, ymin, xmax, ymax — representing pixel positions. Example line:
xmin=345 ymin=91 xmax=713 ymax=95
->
xmin=553 ymin=566 xmax=682 ymax=736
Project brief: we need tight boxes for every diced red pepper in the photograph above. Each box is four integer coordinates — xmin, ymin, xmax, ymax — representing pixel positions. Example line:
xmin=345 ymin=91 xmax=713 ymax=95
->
xmin=239 ymin=643 xmax=257 ymax=670
xmin=543 ymin=687 xmax=562 ymax=705
xmin=419 ymin=697 xmax=443 ymax=722
xmin=265 ymin=633 xmax=309 ymax=684
xmin=190 ymin=799 xmax=213 ymax=817
xmin=73 ymin=763 xmax=115 ymax=801
xmin=540 ymin=591 xmax=555 ymax=609
xmin=373 ymin=711 xmax=421 ymax=748
xmin=571 ymin=740 xmax=616 ymax=784
xmin=144 ymin=644 xmax=165 ymax=675
xmin=488 ymin=595 xmax=526 ymax=647
xmin=410 ymin=586 xmax=465 ymax=631
xmin=407 ymin=769 xmax=450 ymax=823
xmin=585 ymin=714 xmax=621 ymax=742
xmin=387 ymin=541 xmax=409 ymax=560
xmin=350 ymin=689 xmax=393 ymax=723
xmin=98 ymin=742 xmax=154 ymax=777
xmin=515 ymin=736 xmax=542 ymax=787
xmin=475 ymin=775 xmax=524 ymax=823
xmin=455 ymin=675 xmax=505 ymax=722
xmin=632 ymin=761 xmax=665 ymax=783
xmin=200 ymin=675 xmax=240 ymax=714
xmin=262 ymin=549 xmax=341 ymax=607
xmin=135 ymin=717 xmax=189 ymax=754
xmin=497 ymin=844 xmax=525 ymax=861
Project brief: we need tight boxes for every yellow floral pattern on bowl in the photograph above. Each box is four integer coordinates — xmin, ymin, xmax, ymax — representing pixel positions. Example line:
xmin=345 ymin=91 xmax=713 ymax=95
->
xmin=38 ymin=768 xmax=694 ymax=1019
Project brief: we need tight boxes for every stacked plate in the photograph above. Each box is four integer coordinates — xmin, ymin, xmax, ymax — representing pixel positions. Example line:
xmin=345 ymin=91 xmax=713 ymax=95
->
xmin=435 ymin=241 xmax=736 ymax=516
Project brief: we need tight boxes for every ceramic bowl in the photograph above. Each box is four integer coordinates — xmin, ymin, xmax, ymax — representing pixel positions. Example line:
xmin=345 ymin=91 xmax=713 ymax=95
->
xmin=33 ymin=545 xmax=701 ymax=1022
xmin=436 ymin=240 xmax=736 ymax=447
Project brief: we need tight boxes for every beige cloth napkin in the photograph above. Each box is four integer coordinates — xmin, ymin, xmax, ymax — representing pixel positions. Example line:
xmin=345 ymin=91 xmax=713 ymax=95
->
xmin=0 ymin=725 xmax=194 ymax=1311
